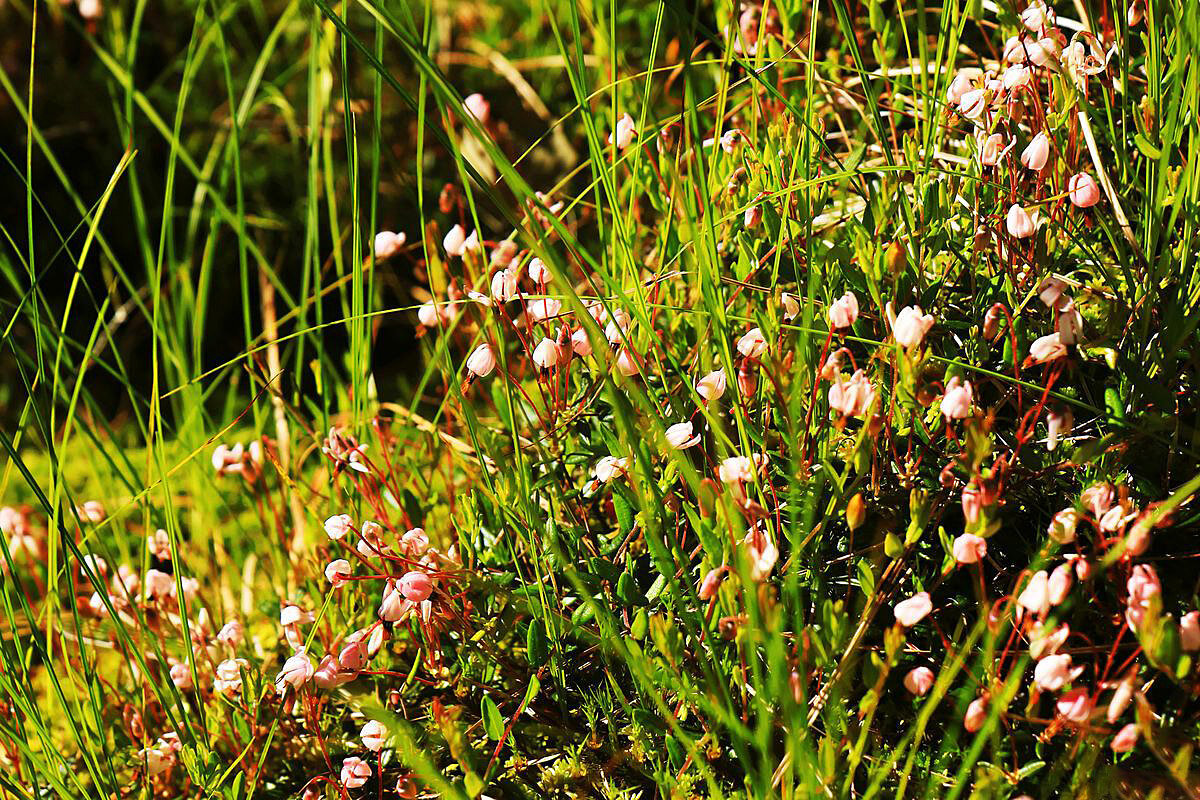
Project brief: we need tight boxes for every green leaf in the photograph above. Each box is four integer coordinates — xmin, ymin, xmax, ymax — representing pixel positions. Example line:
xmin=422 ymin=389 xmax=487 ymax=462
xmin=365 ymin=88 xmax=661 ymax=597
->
xmin=526 ymin=619 xmax=549 ymax=667
xmin=481 ymin=695 xmax=504 ymax=741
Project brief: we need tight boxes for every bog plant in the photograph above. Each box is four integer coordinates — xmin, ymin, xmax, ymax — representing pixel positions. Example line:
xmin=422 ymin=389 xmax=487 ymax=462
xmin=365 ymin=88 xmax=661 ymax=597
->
xmin=1 ymin=0 xmax=1199 ymax=797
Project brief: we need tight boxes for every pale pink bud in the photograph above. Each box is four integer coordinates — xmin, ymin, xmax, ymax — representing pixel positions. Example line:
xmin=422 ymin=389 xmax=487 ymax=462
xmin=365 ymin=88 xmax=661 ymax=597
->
xmin=1018 ymin=570 xmax=1051 ymax=619
xmin=1029 ymin=621 xmax=1070 ymax=660
xmin=399 ymin=571 xmax=434 ymax=603
xmin=953 ymin=534 xmax=987 ymax=565
xmin=1082 ymin=482 xmax=1115 ymax=517
xmin=1125 ymin=564 xmax=1161 ymax=631
xmin=214 ymin=659 xmax=246 ymax=694
xmin=1028 ymin=332 xmax=1067 ymax=363
xmin=532 ymin=338 xmax=564 ymax=369
xmin=1046 ymin=407 xmax=1073 ymax=450
xmin=378 ymin=580 xmax=409 ymax=622
xmin=527 ymin=257 xmax=550 ymax=284
xmin=697 ymin=567 xmax=727 ymax=600
xmin=1006 ymin=204 xmax=1036 ymax=238
xmin=718 ymin=456 xmax=758 ymax=485
xmin=527 ymin=297 xmax=562 ymax=322
xmin=325 ymin=559 xmax=352 ymax=588
xmin=312 ymin=654 xmax=351 ymax=689
xmin=1056 ymin=687 xmax=1093 ymax=723
xmin=743 ymin=529 xmax=778 ymax=582
xmin=781 ymin=292 xmax=800 ymax=321
xmin=963 ymin=697 xmax=988 ymax=732
xmin=1034 ymin=653 xmax=1080 ymax=691
xmin=979 ymin=133 xmax=1010 ymax=166
xmin=982 ymin=304 xmax=1003 ymax=339
xmin=892 ymin=305 xmax=934 ymax=349
xmin=604 ymin=308 xmax=631 ymax=344
xmin=1057 ymin=298 xmax=1083 ymax=345
xmin=1022 ymin=132 xmax=1051 ymax=171
xmin=744 ymin=203 xmax=763 ymax=228
xmin=339 ymin=637 xmax=368 ymax=672
xmin=78 ymin=0 xmax=103 ymax=19
xmin=324 ymin=514 xmax=353 ymax=540
xmin=946 ymin=72 xmax=975 ymax=105
xmin=1107 ymin=676 xmax=1135 ymax=722
xmin=490 ymin=269 xmax=519 ymax=302
xmin=958 ymin=89 xmax=987 ymax=120
xmin=275 ymin=649 xmax=315 ymax=692
xmin=489 ymin=240 xmax=518 ymax=269
xmin=736 ymin=327 xmax=768 ymax=359
xmin=138 ymin=746 xmax=173 ymax=776
xmin=373 ymin=231 xmax=406 ymax=261
xmin=399 ymin=528 xmax=429 ymax=557
xmin=1003 ymin=64 xmax=1034 ymax=90
xmin=442 ymin=224 xmax=467 ymax=256
xmin=593 ymin=456 xmax=629 ymax=484
xmin=1181 ymin=611 xmax=1200 ymax=652
xmin=570 ymin=328 xmax=593 ymax=357
xmin=143 ymin=569 xmax=173 ymax=600
xmin=217 ymin=619 xmax=243 ymax=649
xmin=720 ymin=129 xmax=744 ymax=154
xmin=341 ymin=756 xmax=372 ymax=789
xmin=827 ymin=292 xmax=859 ymax=329
xmin=697 ymin=369 xmax=727 ymax=401
xmin=1048 ymin=508 xmax=1078 ymax=543
xmin=609 ymin=113 xmax=637 ymax=149
xmin=828 ymin=369 xmax=876 ymax=418
xmin=894 ymin=592 xmax=933 ymax=627
xmin=466 ymin=344 xmax=497 ymax=379
xmin=665 ymin=421 xmax=701 ymax=449
xmin=361 ymin=719 xmax=387 ymax=752
xmin=1048 ymin=563 xmax=1073 ymax=606
xmin=940 ymin=377 xmax=973 ymax=420
xmin=615 ymin=349 xmax=641 ymax=377
xmin=1021 ymin=0 xmax=1054 ymax=30
xmin=1111 ymin=723 xmax=1138 ymax=752
xmin=1068 ymin=173 xmax=1101 ymax=208
xmin=904 ymin=666 xmax=935 ymax=696
xmin=169 ymin=662 xmax=194 ymax=690
xmin=417 ymin=302 xmax=440 ymax=327
xmin=463 ymin=93 xmax=490 ymax=124
xmin=961 ymin=485 xmax=983 ymax=524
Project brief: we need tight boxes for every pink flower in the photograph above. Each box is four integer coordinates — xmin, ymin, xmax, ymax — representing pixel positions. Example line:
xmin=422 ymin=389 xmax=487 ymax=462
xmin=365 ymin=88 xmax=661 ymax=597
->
xmin=214 ymin=659 xmax=246 ymax=694
xmin=697 ymin=567 xmax=727 ymax=600
xmin=361 ymin=719 xmax=387 ymax=752
xmin=217 ymin=619 xmax=244 ymax=649
xmin=463 ymin=93 xmax=490 ymax=124
xmin=399 ymin=528 xmax=430 ymax=557
xmin=373 ymin=230 xmax=406 ymax=261
xmin=1047 ymin=508 xmax=1078 ymax=543
xmin=1125 ymin=564 xmax=1161 ymax=631
xmin=341 ymin=756 xmax=372 ymax=789
xmin=1018 ymin=571 xmax=1051 ymax=619
xmin=593 ymin=456 xmax=629 ymax=484
xmin=313 ymin=654 xmax=352 ymax=689
xmin=1034 ymin=653 xmax=1081 ymax=691
xmin=737 ymin=327 xmax=768 ymax=359
xmin=1046 ymin=407 xmax=1073 ymax=450
xmin=958 ymin=89 xmax=987 ymax=120
xmin=1021 ymin=132 xmax=1051 ymax=171
xmin=1006 ymin=204 xmax=1036 ymax=238
xmin=963 ymin=697 xmax=988 ymax=732
xmin=665 ymin=422 xmax=701 ymax=449
xmin=1048 ymin=563 xmax=1073 ymax=606
xmin=742 ymin=529 xmax=778 ymax=582
xmin=442 ymin=224 xmax=467 ymax=256
xmin=1107 ymin=676 xmax=1134 ymax=722
xmin=609 ymin=113 xmax=637 ymax=149
xmin=1029 ymin=621 xmax=1070 ymax=660
xmin=1111 ymin=723 xmax=1139 ymax=752
xmin=169 ymin=663 xmax=193 ymax=690
xmin=946 ymin=71 xmax=975 ymax=105
xmin=532 ymin=338 xmax=564 ymax=370
xmin=718 ymin=455 xmax=759 ymax=485
xmin=324 ymin=514 xmax=353 ymax=540
xmin=613 ymin=348 xmax=639 ymax=377
xmin=325 ymin=559 xmax=352 ymax=588
xmin=781 ymin=292 xmax=800 ymax=321
xmin=570 ymin=328 xmax=593 ymax=357
xmin=138 ymin=745 xmax=174 ymax=777
xmin=1082 ymin=482 xmax=1115 ymax=517
xmin=979 ymin=133 xmax=1011 ymax=167
xmin=378 ymin=580 xmax=409 ymax=622
xmin=904 ymin=666 xmax=935 ymax=696
xmin=940 ymin=377 xmax=973 ymax=420
xmin=275 ymin=649 xmax=314 ymax=692
xmin=399 ymin=571 xmax=434 ymax=603
xmin=339 ymin=636 xmax=368 ymax=672
xmin=1021 ymin=0 xmax=1054 ymax=31
xmin=1028 ymin=332 xmax=1067 ymax=363
xmin=894 ymin=592 xmax=933 ymax=627
xmin=697 ymin=369 xmax=727 ymax=401
xmin=720 ymin=129 xmax=744 ymax=154
xmin=466 ymin=344 xmax=497 ymax=379
xmin=1181 ymin=611 xmax=1200 ymax=652
xmin=1056 ymin=687 xmax=1093 ymax=723
xmin=1003 ymin=64 xmax=1033 ymax=90
xmin=953 ymin=534 xmax=987 ymax=565
xmin=1068 ymin=173 xmax=1101 ymax=208
xmin=828 ymin=369 xmax=876 ymax=418
xmin=892 ymin=305 xmax=934 ymax=349
xmin=827 ymin=292 xmax=859 ymax=329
